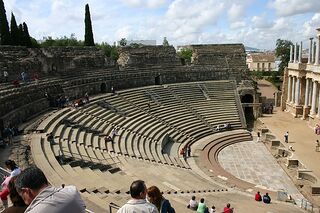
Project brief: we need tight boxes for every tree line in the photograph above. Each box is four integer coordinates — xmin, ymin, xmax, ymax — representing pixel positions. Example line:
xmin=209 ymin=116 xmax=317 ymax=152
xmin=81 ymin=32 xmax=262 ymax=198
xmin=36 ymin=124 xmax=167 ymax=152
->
xmin=0 ymin=1 xmax=95 ymax=48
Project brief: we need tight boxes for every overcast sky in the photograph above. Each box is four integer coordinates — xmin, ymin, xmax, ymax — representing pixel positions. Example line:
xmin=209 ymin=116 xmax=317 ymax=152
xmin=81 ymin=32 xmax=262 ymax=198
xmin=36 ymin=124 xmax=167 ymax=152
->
xmin=3 ymin=0 xmax=320 ymax=50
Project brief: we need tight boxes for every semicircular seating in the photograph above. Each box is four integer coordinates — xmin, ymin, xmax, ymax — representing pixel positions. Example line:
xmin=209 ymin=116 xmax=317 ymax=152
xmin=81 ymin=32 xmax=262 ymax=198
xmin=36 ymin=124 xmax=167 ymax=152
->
xmin=31 ymin=80 xmax=247 ymax=211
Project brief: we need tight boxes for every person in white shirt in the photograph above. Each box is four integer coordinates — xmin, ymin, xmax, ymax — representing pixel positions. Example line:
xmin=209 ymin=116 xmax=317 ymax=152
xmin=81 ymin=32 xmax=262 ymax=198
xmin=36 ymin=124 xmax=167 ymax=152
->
xmin=188 ymin=195 xmax=198 ymax=210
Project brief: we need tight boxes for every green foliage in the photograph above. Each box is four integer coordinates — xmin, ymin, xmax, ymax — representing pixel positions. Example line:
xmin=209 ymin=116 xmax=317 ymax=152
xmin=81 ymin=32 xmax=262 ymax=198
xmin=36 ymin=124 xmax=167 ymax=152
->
xmin=119 ymin=38 xmax=127 ymax=47
xmin=0 ymin=0 xmax=11 ymax=45
xmin=84 ymin=4 xmax=95 ymax=46
xmin=178 ymin=48 xmax=193 ymax=60
xmin=30 ymin=37 xmax=40 ymax=48
xmin=163 ymin=37 xmax=169 ymax=46
xmin=22 ymin=22 xmax=32 ymax=47
xmin=40 ymin=34 xmax=84 ymax=47
xmin=97 ymin=42 xmax=119 ymax=61
xmin=275 ymin=39 xmax=293 ymax=75
xmin=10 ymin=13 xmax=19 ymax=45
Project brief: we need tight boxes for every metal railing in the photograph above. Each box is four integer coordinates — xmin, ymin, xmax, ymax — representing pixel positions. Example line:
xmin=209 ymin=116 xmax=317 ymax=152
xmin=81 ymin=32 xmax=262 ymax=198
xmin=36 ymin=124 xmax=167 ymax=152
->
xmin=109 ymin=203 xmax=120 ymax=213
xmin=298 ymin=199 xmax=320 ymax=213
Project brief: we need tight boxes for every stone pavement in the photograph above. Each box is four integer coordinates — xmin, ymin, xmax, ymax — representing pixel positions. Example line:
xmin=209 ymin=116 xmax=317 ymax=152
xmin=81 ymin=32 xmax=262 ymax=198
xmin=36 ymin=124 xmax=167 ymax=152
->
xmin=259 ymin=110 xmax=320 ymax=179
xmin=218 ymin=140 xmax=303 ymax=202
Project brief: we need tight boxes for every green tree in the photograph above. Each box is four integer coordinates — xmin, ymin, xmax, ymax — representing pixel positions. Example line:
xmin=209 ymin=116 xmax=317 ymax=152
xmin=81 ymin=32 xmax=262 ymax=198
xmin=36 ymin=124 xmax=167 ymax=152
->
xmin=40 ymin=34 xmax=83 ymax=47
xmin=10 ymin=12 xmax=19 ymax=45
xmin=84 ymin=4 xmax=94 ymax=46
xmin=22 ymin=22 xmax=32 ymax=47
xmin=0 ymin=0 xmax=11 ymax=45
xmin=178 ymin=48 xmax=192 ymax=60
xmin=119 ymin=38 xmax=127 ymax=46
xmin=97 ymin=42 xmax=119 ymax=61
xmin=162 ymin=37 xmax=169 ymax=46
xmin=275 ymin=39 xmax=293 ymax=75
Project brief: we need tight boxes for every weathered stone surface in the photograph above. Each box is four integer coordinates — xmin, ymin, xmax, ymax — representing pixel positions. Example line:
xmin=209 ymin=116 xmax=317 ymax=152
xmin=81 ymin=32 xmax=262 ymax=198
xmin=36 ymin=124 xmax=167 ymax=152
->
xmin=117 ymin=45 xmax=181 ymax=67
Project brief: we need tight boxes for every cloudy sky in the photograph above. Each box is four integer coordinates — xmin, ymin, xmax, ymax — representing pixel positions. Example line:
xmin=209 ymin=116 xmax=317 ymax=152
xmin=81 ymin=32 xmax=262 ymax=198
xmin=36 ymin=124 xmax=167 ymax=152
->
xmin=3 ymin=0 xmax=320 ymax=50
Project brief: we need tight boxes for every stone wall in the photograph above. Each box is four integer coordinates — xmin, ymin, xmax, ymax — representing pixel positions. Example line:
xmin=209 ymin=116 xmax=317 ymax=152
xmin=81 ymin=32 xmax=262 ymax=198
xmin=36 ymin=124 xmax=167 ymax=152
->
xmin=0 ymin=46 xmax=113 ymax=82
xmin=0 ymin=43 xmax=251 ymax=128
xmin=188 ymin=44 xmax=247 ymax=68
xmin=117 ymin=45 xmax=181 ymax=67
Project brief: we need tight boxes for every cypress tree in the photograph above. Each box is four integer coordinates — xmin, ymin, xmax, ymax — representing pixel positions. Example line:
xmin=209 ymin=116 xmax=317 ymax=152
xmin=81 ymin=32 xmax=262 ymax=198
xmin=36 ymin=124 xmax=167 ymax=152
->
xmin=0 ymin=0 xmax=11 ymax=45
xmin=22 ymin=22 xmax=32 ymax=47
xmin=84 ymin=4 xmax=94 ymax=46
xmin=10 ymin=13 xmax=19 ymax=45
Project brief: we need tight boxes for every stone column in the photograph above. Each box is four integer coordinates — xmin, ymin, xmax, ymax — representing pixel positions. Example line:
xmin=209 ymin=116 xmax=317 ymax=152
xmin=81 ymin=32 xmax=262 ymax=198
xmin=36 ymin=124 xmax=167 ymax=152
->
xmin=295 ymin=77 xmax=301 ymax=105
xmin=309 ymin=80 xmax=313 ymax=106
xmin=315 ymin=38 xmax=320 ymax=65
xmin=313 ymin=41 xmax=317 ymax=64
xmin=299 ymin=41 xmax=303 ymax=63
xmin=287 ymin=76 xmax=292 ymax=102
xmin=305 ymin=78 xmax=309 ymax=106
xmin=308 ymin=38 xmax=313 ymax=64
xmin=294 ymin=43 xmax=298 ymax=63
xmin=318 ymin=91 xmax=320 ymax=117
xmin=311 ymin=80 xmax=318 ymax=115
xmin=292 ymin=76 xmax=296 ymax=103
xmin=290 ymin=45 xmax=293 ymax=63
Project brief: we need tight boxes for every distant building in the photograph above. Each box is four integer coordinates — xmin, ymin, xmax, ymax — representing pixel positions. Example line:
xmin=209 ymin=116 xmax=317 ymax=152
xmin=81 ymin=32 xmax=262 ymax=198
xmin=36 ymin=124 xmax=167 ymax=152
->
xmin=246 ymin=53 xmax=276 ymax=71
xmin=116 ymin=40 xmax=156 ymax=46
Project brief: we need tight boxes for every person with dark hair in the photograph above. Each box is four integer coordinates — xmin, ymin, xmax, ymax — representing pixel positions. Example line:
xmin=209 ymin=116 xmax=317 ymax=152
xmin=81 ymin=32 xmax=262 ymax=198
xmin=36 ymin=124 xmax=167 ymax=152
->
xmin=197 ymin=198 xmax=207 ymax=213
xmin=223 ymin=203 xmax=233 ymax=213
xmin=255 ymin=191 xmax=262 ymax=201
xmin=5 ymin=160 xmax=21 ymax=178
xmin=188 ymin=195 xmax=198 ymax=210
xmin=1 ymin=160 xmax=21 ymax=209
xmin=118 ymin=180 xmax=158 ymax=213
xmin=147 ymin=186 xmax=175 ymax=213
xmin=2 ymin=179 xmax=27 ymax=213
xmin=263 ymin=192 xmax=271 ymax=204
xmin=14 ymin=166 xmax=86 ymax=212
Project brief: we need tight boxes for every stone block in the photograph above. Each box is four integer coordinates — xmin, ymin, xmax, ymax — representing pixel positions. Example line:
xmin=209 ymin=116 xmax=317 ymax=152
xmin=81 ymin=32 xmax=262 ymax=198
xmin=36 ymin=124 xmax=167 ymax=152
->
xmin=261 ymin=128 xmax=269 ymax=133
xmin=265 ymin=133 xmax=276 ymax=141
xmin=271 ymin=140 xmax=281 ymax=147
xmin=287 ymin=159 xmax=299 ymax=168
xmin=311 ymin=186 xmax=320 ymax=195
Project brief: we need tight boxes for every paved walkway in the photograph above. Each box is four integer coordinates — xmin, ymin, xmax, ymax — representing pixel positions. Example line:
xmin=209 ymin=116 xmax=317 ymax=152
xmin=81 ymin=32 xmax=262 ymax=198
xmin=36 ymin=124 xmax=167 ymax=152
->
xmin=218 ymin=140 xmax=303 ymax=201
xmin=259 ymin=110 xmax=320 ymax=178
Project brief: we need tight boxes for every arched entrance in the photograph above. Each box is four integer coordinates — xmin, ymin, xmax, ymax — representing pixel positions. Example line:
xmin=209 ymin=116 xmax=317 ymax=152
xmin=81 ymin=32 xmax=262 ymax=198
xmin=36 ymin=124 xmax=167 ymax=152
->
xmin=155 ymin=74 xmax=161 ymax=85
xmin=100 ymin=83 xmax=107 ymax=93
xmin=241 ymin=94 xmax=254 ymax=129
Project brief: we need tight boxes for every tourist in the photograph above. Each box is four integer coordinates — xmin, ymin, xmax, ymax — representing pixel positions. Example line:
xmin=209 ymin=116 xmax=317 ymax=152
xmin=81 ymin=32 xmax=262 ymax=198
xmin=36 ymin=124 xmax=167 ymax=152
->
xmin=147 ymin=185 xmax=175 ymax=213
xmin=111 ymin=127 xmax=119 ymax=138
xmin=209 ymin=205 xmax=216 ymax=213
xmin=255 ymin=191 xmax=262 ymax=201
xmin=47 ymin=133 xmax=54 ymax=145
xmin=5 ymin=160 xmax=21 ymax=178
xmin=187 ymin=195 xmax=198 ymax=210
xmin=288 ymin=145 xmax=294 ymax=151
xmin=20 ymin=71 xmax=26 ymax=83
xmin=85 ymin=92 xmax=89 ymax=102
xmin=257 ymin=132 xmax=261 ymax=142
xmin=196 ymin=198 xmax=207 ymax=213
xmin=3 ymin=71 xmax=8 ymax=82
xmin=187 ymin=146 xmax=191 ymax=157
xmin=104 ymin=135 xmax=113 ymax=143
xmin=2 ymin=179 xmax=27 ymax=213
xmin=284 ymin=131 xmax=289 ymax=143
xmin=223 ymin=203 xmax=233 ymax=213
xmin=117 ymin=180 xmax=158 ymax=213
xmin=263 ymin=192 xmax=271 ymax=204
xmin=315 ymin=124 xmax=320 ymax=135
xmin=0 ymin=160 xmax=21 ymax=209
xmin=14 ymin=166 xmax=86 ymax=212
